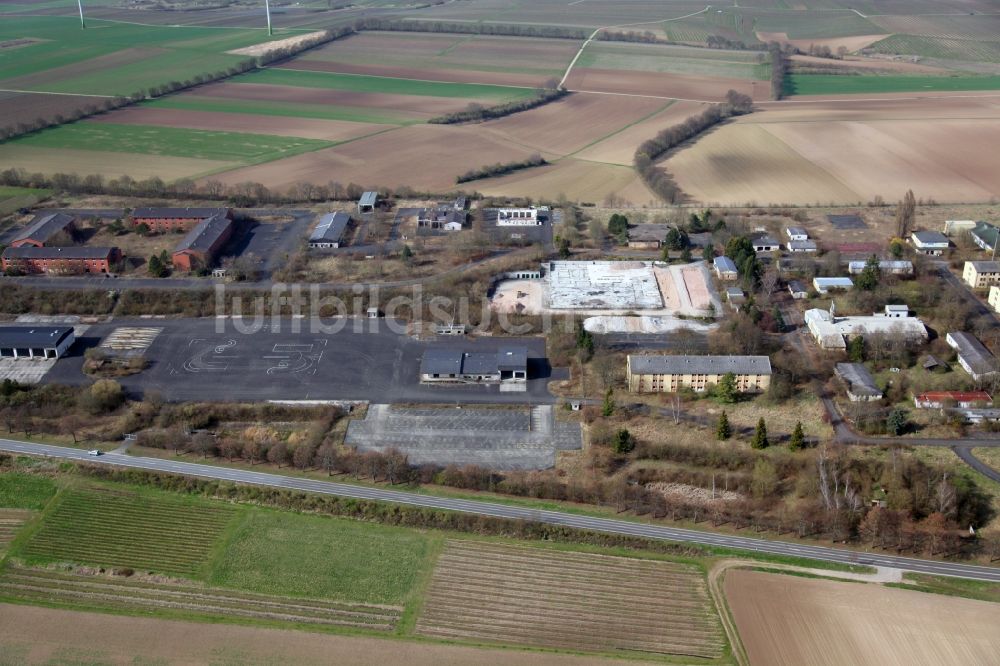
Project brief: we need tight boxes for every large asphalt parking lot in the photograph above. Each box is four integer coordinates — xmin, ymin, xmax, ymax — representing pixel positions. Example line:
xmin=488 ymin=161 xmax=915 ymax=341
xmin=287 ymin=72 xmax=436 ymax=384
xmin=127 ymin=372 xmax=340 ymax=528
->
xmin=44 ymin=318 xmax=558 ymax=403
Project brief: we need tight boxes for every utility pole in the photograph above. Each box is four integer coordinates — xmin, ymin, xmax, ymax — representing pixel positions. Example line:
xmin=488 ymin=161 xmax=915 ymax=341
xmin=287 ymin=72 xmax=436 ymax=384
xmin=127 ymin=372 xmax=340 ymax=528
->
xmin=77 ymin=0 xmax=86 ymax=28
xmin=264 ymin=0 xmax=272 ymax=36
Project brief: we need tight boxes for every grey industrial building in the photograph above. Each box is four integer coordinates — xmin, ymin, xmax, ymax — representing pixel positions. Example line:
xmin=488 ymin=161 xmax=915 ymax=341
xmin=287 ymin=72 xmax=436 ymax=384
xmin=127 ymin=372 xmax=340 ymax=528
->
xmin=835 ymin=363 xmax=883 ymax=401
xmin=0 ymin=326 xmax=75 ymax=359
xmin=947 ymin=331 xmax=998 ymax=381
xmin=420 ymin=347 xmax=528 ymax=384
xmin=308 ymin=212 xmax=351 ymax=249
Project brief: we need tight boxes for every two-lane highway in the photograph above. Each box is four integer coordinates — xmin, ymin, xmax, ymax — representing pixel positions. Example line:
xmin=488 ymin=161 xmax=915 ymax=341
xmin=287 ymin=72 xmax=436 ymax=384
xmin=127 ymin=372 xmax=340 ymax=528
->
xmin=3 ymin=438 xmax=999 ymax=582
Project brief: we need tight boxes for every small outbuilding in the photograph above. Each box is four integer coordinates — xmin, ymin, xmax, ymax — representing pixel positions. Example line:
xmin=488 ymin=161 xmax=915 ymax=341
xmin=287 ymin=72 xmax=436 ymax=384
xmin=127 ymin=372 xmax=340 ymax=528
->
xmin=358 ymin=191 xmax=379 ymax=214
xmin=713 ymin=256 xmax=738 ymax=280
xmin=911 ymin=230 xmax=950 ymax=256
xmin=787 ymin=280 xmax=808 ymax=300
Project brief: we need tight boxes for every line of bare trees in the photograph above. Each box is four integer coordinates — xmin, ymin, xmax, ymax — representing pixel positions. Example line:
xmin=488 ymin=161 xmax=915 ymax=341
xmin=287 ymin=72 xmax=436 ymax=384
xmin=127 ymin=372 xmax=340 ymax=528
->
xmin=456 ymin=154 xmax=547 ymax=183
xmin=633 ymin=90 xmax=754 ymax=203
xmin=429 ymin=88 xmax=567 ymax=124
xmin=768 ymin=41 xmax=791 ymax=100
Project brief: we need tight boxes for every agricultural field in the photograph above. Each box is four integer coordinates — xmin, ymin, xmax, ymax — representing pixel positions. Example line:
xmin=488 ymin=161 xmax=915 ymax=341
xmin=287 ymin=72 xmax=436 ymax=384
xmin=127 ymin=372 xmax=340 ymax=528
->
xmin=18 ymin=486 xmax=238 ymax=577
xmin=725 ymin=570 xmax=1000 ymax=666
xmin=786 ymin=73 xmax=1000 ymax=96
xmin=867 ymin=34 xmax=1000 ymax=64
xmin=664 ymin=95 xmax=1000 ymax=206
xmin=574 ymin=42 xmax=769 ymax=80
xmin=288 ymin=31 xmax=579 ymax=87
xmin=416 ymin=540 xmax=726 ymax=659
xmin=0 ymin=185 xmax=51 ymax=216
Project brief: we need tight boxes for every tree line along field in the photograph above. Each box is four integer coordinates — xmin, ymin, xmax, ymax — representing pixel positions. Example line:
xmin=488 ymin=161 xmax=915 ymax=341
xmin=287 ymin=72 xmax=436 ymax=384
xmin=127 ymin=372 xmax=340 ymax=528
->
xmin=0 ymin=469 xmax=736 ymax=661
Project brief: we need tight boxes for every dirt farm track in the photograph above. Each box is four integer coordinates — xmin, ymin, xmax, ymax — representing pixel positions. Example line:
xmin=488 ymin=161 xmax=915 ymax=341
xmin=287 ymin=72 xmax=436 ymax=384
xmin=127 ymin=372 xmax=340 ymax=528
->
xmin=0 ymin=603 xmax=637 ymax=666
xmin=725 ymin=570 xmax=1000 ymax=666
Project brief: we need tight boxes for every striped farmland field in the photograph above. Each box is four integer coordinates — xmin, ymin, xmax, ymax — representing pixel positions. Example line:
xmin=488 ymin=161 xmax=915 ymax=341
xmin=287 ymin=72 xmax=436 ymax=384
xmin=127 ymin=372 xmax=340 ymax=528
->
xmin=416 ymin=540 xmax=726 ymax=659
xmin=19 ymin=487 xmax=236 ymax=577
xmin=0 ymin=566 xmax=402 ymax=631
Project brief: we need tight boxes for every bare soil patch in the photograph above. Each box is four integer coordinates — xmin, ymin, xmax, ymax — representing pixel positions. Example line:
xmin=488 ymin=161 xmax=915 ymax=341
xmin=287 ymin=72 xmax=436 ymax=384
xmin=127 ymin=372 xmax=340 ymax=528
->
xmin=90 ymin=106 xmax=388 ymax=141
xmin=565 ymin=67 xmax=764 ymax=102
xmin=666 ymin=97 xmax=1000 ymax=205
xmin=280 ymin=60 xmax=549 ymax=88
xmin=756 ymin=31 xmax=890 ymax=53
xmin=0 ymin=602 xmax=632 ymax=666
xmin=227 ymin=31 xmax=327 ymax=57
xmin=208 ymin=124 xmax=547 ymax=192
xmin=481 ymin=93 xmax=665 ymax=156
xmin=474 ymin=158 xmax=654 ymax=206
xmin=0 ymin=91 xmax=98 ymax=127
xmin=790 ymin=54 xmax=945 ymax=74
xmin=725 ymin=570 xmax=1000 ymax=666
xmin=574 ymin=99 xmax=706 ymax=165
xmin=191 ymin=81 xmax=476 ymax=117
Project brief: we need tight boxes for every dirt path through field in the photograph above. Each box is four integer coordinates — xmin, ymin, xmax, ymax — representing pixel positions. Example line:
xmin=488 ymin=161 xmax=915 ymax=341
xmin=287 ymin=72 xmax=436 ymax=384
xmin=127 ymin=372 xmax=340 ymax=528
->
xmin=0 ymin=603 xmax=638 ymax=665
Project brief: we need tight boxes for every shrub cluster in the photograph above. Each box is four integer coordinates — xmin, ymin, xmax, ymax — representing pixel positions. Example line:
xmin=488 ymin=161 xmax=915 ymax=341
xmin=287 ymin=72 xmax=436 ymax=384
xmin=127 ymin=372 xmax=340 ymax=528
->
xmin=456 ymin=154 xmax=547 ymax=184
xmin=429 ymin=89 xmax=567 ymax=124
xmin=633 ymin=90 xmax=753 ymax=203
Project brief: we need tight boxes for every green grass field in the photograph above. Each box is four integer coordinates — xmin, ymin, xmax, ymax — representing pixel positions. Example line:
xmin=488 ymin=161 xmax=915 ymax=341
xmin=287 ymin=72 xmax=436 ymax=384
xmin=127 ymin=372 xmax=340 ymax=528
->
xmin=144 ymin=96 xmax=421 ymax=125
xmin=785 ymin=73 xmax=1000 ymax=95
xmin=12 ymin=122 xmax=335 ymax=163
xmin=0 ymin=16 xmax=300 ymax=95
xmin=210 ymin=510 xmax=433 ymax=605
xmin=233 ymin=68 xmax=535 ymax=100
xmin=0 ymin=473 xmax=56 ymax=510
xmin=17 ymin=486 xmax=238 ymax=576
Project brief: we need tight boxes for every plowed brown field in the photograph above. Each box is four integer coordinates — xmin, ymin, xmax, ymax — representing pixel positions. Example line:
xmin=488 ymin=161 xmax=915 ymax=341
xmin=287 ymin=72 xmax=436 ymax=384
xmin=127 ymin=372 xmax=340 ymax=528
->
xmin=276 ymin=60 xmax=547 ymax=88
xmin=90 ymin=107 xmax=388 ymax=141
xmin=725 ymin=570 xmax=1000 ymax=666
xmin=0 ymin=91 xmax=101 ymax=126
xmin=416 ymin=541 xmax=725 ymax=658
xmin=0 ymin=603 xmax=636 ymax=666
xmin=565 ymin=67 xmax=764 ymax=101
xmin=480 ymin=93 xmax=666 ymax=156
xmin=574 ymin=99 xmax=707 ymax=165
xmin=208 ymin=124 xmax=550 ymax=191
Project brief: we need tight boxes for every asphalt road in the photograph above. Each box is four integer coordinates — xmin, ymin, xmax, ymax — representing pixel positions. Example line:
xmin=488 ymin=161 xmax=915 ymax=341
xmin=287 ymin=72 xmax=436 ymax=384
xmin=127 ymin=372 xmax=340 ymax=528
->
xmin=3 ymin=439 xmax=999 ymax=582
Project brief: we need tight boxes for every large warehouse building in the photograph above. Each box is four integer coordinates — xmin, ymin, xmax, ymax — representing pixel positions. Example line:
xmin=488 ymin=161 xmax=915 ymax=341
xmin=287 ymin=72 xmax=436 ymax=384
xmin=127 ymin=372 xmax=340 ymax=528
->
xmin=0 ymin=326 xmax=75 ymax=359
xmin=420 ymin=347 xmax=528 ymax=384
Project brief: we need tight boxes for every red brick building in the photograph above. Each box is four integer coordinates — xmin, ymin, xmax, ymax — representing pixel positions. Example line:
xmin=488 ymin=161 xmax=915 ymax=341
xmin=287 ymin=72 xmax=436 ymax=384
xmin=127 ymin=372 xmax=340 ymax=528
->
xmin=2 ymin=246 xmax=122 ymax=275
xmin=131 ymin=207 xmax=232 ymax=233
xmin=10 ymin=212 xmax=77 ymax=248
xmin=171 ymin=213 xmax=235 ymax=272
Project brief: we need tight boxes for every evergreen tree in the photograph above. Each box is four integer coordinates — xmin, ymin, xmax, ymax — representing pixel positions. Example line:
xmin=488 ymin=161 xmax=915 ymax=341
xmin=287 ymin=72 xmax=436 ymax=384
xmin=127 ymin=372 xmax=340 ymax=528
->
xmin=847 ymin=336 xmax=865 ymax=362
xmin=716 ymin=411 xmax=732 ymax=441
xmin=680 ymin=246 xmax=692 ymax=263
xmin=856 ymin=254 xmax=880 ymax=291
xmin=602 ymin=388 xmax=615 ymax=417
xmin=716 ymin=372 xmax=738 ymax=403
xmin=701 ymin=244 xmax=714 ymax=262
xmin=558 ymin=237 xmax=571 ymax=259
xmin=401 ymin=244 xmax=413 ymax=262
xmin=751 ymin=417 xmax=769 ymax=449
xmin=789 ymin=421 xmax=804 ymax=451
xmin=147 ymin=255 xmax=167 ymax=278
xmin=886 ymin=408 xmax=908 ymax=436
xmin=612 ymin=428 xmax=634 ymax=454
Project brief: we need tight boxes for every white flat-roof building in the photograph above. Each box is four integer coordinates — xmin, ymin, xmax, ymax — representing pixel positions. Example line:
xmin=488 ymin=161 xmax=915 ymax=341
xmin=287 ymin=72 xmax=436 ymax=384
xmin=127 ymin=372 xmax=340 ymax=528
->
xmin=497 ymin=208 xmax=541 ymax=226
xmin=990 ymin=285 xmax=1000 ymax=313
xmin=847 ymin=260 xmax=913 ymax=275
xmin=805 ymin=307 xmax=928 ymax=350
xmin=911 ymin=230 xmax=950 ymax=255
xmin=813 ymin=277 xmax=854 ymax=294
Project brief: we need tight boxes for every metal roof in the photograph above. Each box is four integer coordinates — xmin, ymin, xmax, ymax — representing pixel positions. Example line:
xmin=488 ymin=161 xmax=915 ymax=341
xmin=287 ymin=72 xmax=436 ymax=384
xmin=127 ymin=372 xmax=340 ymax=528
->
xmin=629 ymin=355 xmax=771 ymax=376
xmin=420 ymin=349 xmax=464 ymax=376
xmin=786 ymin=226 xmax=807 ymax=237
xmin=462 ymin=352 xmax=500 ymax=375
xmin=12 ymin=212 xmax=75 ymax=245
xmin=309 ymin=212 xmax=350 ymax=243
xmin=972 ymin=222 xmax=999 ymax=249
xmin=173 ymin=212 xmax=233 ymax=254
xmin=848 ymin=260 xmax=913 ymax=271
xmin=787 ymin=240 xmax=817 ymax=251
xmin=359 ymin=191 xmax=378 ymax=206
xmin=132 ymin=207 xmax=229 ymax=219
xmin=753 ymin=235 xmax=780 ymax=247
xmin=497 ymin=347 xmax=527 ymax=372
xmin=911 ymin=230 xmax=949 ymax=246
xmin=948 ymin=332 xmax=997 ymax=376
xmin=3 ymin=246 xmax=117 ymax=260
xmin=835 ymin=363 xmax=882 ymax=396
xmin=968 ymin=260 xmax=1000 ymax=272
xmin=0 ymin=326 xmax=73 ymax=349
xmin=787 ymin=280 xmax=808 ymax=293
xmin=713 ymin=256 xmax=738 ymax=272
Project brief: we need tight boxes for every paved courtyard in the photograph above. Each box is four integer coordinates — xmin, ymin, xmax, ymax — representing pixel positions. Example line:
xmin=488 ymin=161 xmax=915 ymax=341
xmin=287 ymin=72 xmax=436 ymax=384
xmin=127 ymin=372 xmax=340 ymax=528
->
xmin=345 ymin=404 xmax=581 ymax=470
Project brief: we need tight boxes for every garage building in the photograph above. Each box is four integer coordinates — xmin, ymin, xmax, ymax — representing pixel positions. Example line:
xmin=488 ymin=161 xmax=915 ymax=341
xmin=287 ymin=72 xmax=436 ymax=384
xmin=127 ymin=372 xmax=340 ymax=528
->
xmin=0 ymin=326 xmax=75 ymax=359
xmin=420 ymin=347 xmax=528 ymax=383
xmin=308 ymin=212 xmax=351 ymax=249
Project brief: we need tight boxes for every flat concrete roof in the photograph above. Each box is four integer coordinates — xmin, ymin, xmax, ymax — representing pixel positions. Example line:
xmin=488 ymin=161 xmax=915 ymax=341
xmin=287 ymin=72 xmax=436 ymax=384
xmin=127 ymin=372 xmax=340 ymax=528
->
xmin=547 ymin=261 xmax=663 ymax=310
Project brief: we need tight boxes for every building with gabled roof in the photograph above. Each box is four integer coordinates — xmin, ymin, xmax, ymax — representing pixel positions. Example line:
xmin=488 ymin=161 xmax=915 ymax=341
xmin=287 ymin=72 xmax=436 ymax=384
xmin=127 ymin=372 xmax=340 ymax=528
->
xmin=11 ymin=212 xmax=76 ymax=248
xmin=627 ymin=354 xmax=771 ymax=394
xmin=911 ymin=230 xmax=950 ymax=255
xmin=0 ymin=326 xmax=75 ymax=359
xmin=308 ymin=212 xmax=350 ymax=249
xmin=171 ymin=212 xmax=235 ymax=272
xmin=2 ymin=246 xmax=121 ymax=275
xmin=358 ymin=191 xmax=379 ymax=214
xmin=835 ymin=363 xmax=883 ymax=402
xmin=963 ymin=261 xmax=1000 ymax=289
xmin=946 ymin=331 xmax=997 ymax=381
xmin=914 ymin=391 xmax=991 ymax=409
xmin=713 ymin=256 xmax=738 ymax=280
xmin=847 ymin=259 xmax=913 ymax=276
xmin=971 ymin=221 xmax=999 ymax=252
